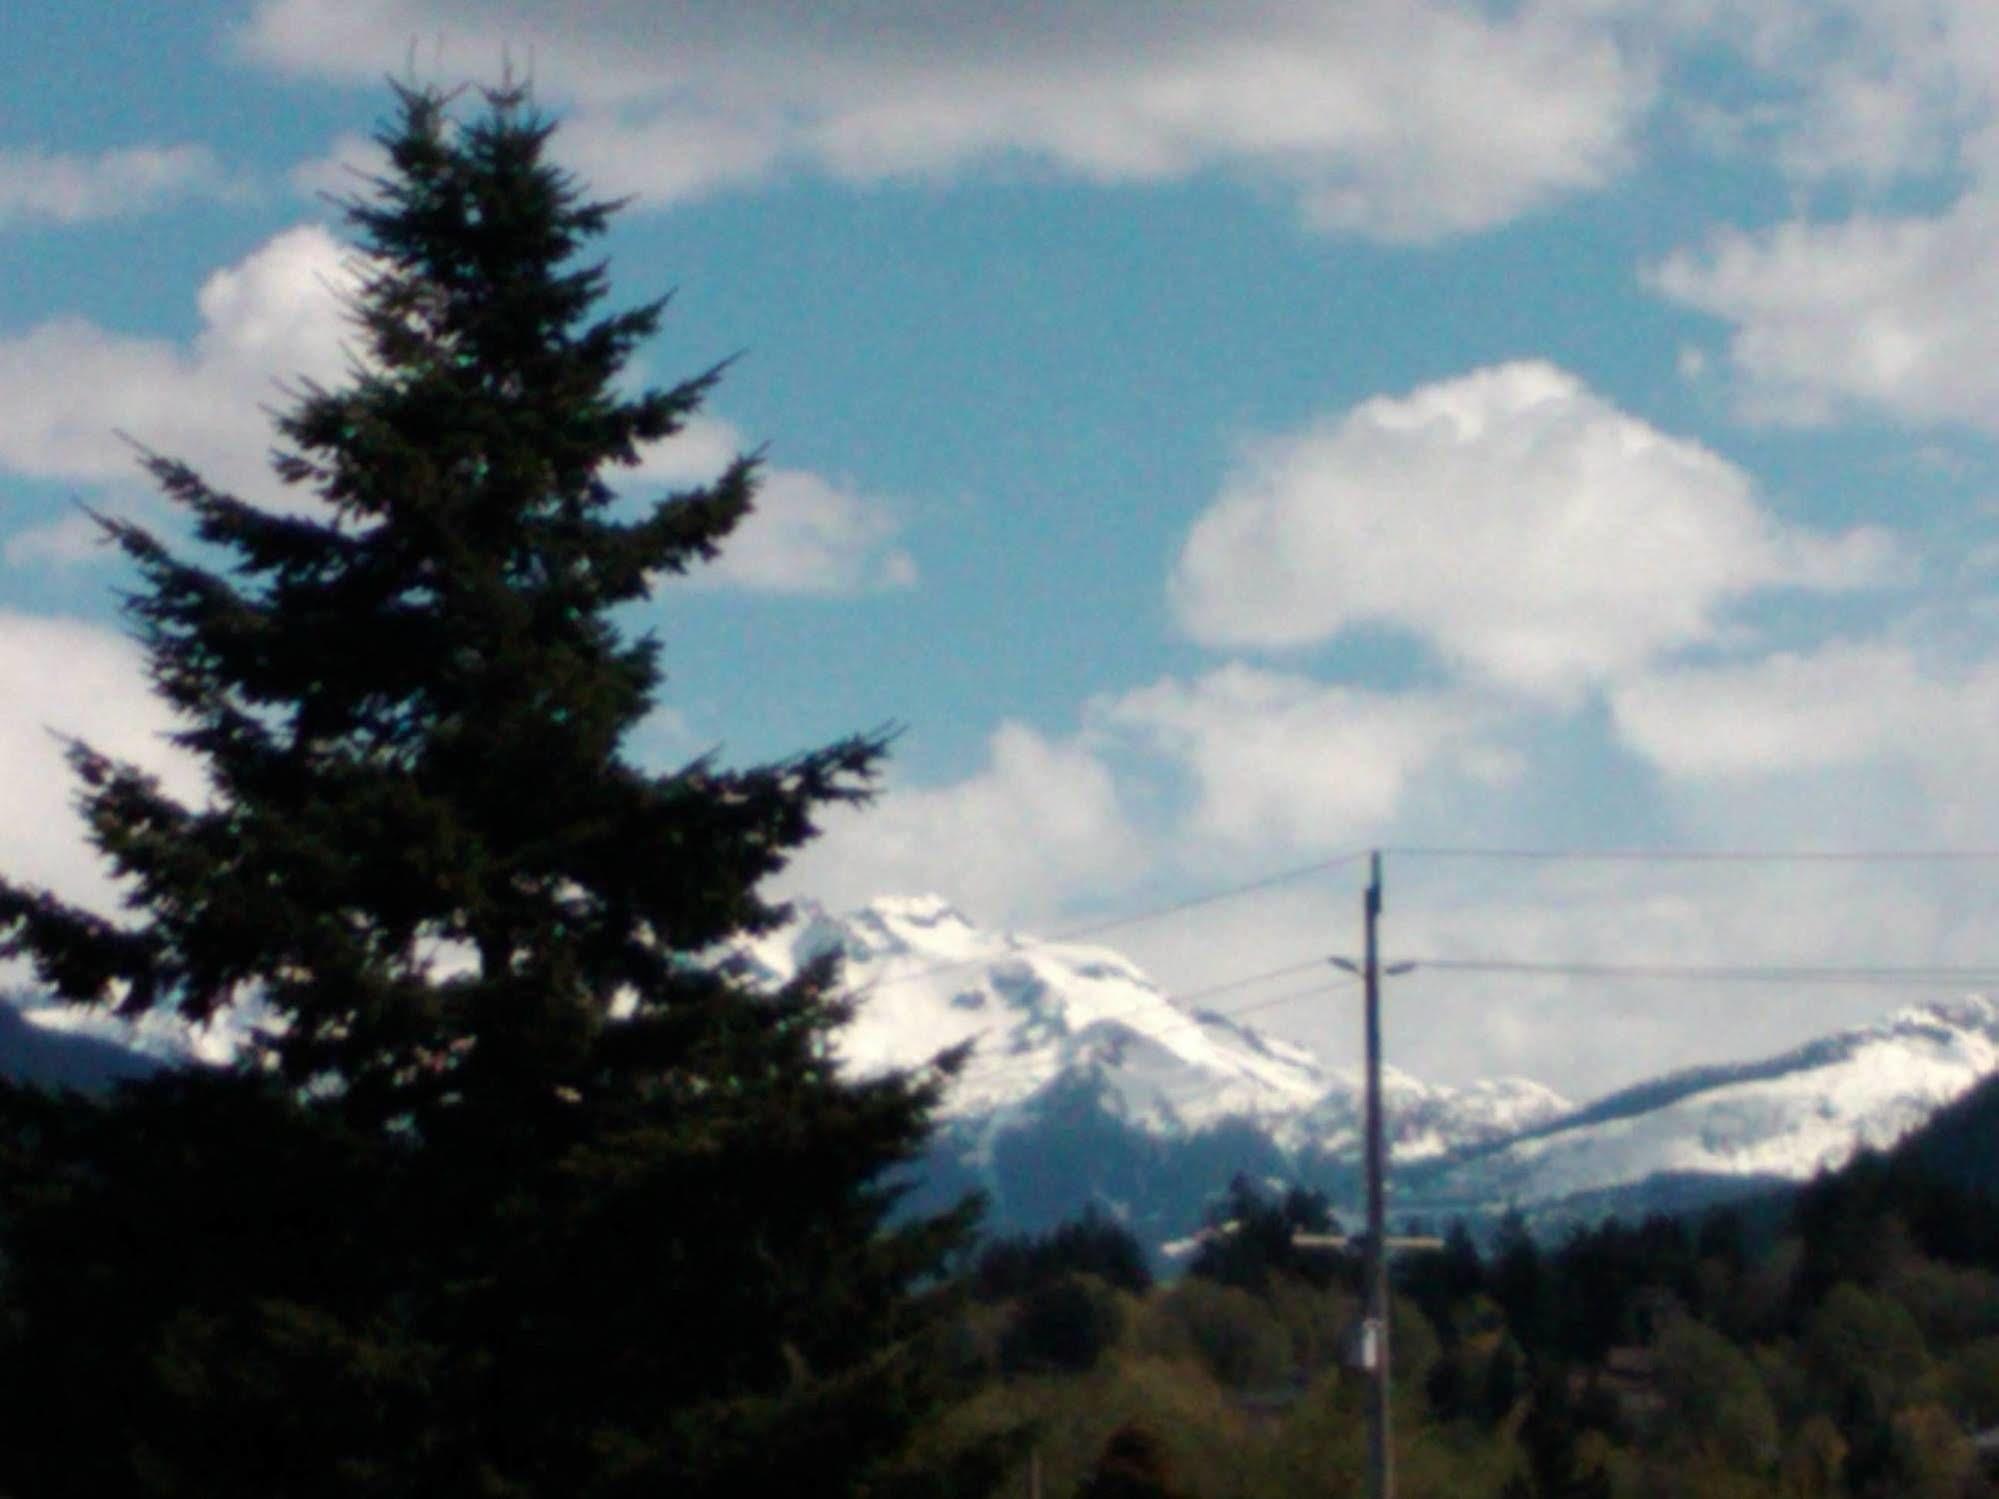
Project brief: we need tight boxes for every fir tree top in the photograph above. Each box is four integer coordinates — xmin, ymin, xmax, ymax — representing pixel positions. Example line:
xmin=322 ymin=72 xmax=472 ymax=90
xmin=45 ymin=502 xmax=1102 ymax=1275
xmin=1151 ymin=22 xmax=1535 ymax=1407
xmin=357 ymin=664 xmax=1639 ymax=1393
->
xmin=0 ymin=83 xmax=888 ymax=1135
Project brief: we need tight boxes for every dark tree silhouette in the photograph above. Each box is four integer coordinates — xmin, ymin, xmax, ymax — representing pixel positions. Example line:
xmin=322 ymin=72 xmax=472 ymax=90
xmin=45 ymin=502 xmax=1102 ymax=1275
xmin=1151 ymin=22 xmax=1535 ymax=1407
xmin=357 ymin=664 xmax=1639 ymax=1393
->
xmin=0 ymin=82 xmax=987 ymax=1499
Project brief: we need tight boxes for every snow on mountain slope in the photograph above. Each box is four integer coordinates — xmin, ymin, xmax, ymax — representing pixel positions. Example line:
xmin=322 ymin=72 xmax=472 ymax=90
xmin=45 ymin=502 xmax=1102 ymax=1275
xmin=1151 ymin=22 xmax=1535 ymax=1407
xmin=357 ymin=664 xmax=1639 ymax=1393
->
xmin=1299 ymin=1069 xmax=1574 ymax=1162
xmin=742 ymin=895 xmax=1334 ymax=1134
xmin=743 ymin=896 xmax=1572 ymax=1152
xmin=1419 ymin=996 xmax=1999 ymax=1207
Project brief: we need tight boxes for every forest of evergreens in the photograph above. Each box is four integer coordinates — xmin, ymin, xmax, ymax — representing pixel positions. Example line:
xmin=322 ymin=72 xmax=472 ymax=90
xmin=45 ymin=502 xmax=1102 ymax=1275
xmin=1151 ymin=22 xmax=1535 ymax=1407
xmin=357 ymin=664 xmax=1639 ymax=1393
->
xmin=917 ymin=1153 xmax=1999 ymax=1498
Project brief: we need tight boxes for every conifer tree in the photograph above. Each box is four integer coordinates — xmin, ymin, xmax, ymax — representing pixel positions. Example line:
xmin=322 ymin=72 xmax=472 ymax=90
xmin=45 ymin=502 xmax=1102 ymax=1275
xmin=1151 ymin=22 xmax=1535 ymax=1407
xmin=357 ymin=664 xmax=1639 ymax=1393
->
xmin=0 ymin=81 xmax=984 ymax=1499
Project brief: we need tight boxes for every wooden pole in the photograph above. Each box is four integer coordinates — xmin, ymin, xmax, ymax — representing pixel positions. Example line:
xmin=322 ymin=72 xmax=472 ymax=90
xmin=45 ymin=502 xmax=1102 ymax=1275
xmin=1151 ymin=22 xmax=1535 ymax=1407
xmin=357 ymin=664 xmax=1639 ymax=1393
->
xmin=1362 ymin=849 xmax=1392 ymax=1499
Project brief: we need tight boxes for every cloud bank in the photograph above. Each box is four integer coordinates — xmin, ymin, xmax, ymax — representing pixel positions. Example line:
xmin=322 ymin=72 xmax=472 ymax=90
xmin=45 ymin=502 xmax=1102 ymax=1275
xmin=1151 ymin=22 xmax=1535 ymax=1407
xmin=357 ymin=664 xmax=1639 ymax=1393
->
xmin=240 ymin=0 xmax=1652 ymax=241
xmin=0 ymin=144 xmax=231 ymax=228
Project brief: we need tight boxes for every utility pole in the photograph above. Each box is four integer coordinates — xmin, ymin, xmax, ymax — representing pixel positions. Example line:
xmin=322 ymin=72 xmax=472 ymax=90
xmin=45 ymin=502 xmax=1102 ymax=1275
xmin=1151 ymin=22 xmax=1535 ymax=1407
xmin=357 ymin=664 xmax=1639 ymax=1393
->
xmin=1332 ymin=852 xmax=1413 ymax=1499
xmin=1362 ymin=848 xmax=1391 ymax=1499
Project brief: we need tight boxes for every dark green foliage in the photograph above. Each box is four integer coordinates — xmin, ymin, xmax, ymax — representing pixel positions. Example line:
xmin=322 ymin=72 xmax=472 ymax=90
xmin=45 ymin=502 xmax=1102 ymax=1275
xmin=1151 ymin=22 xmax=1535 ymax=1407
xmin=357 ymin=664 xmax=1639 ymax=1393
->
xmin=1502 ymin=1372 xmax=1614 ymax=1499
xmin=1791 ymin=1150 xmax=1999 ymax=1306
xmin=1485 ymin=1339 xmax=1525 ymax=1423
xmin=1188 ymin=1177 xmax=1344 ymax=1293
xmin=998 ymin=1274 xmax=1127 ymax=1375
xmin=1146 ymin=1278 xmax=1292 ymax=1391
xmin=1400 ymin=1218 xmax=1483 ymax=1346
xmin=973 ymin=1205 xmax=1152 ymax=1300
xmin=1075 ymin=1424 xmax=1187 ymax=1499
xmin=1489 ymin=1210 xmax=1551 ymax=1349
xmin=1889 ymin=1068 xmax=1999 ymax=1200
xmin=0 ymin=83 xmax=984 ymax=1498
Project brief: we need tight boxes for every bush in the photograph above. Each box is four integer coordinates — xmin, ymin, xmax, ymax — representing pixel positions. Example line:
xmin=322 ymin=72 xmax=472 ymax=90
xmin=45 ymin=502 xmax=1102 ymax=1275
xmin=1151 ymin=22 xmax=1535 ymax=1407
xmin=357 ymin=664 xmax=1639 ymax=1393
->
xmin=1143 ymin=1279 xmax=1292 ymax=1391
xmin=1000 ymin=1273 xmax=1127 ymax=1375
xmin=975 ymin=1206 xmax=1152 ymax=1300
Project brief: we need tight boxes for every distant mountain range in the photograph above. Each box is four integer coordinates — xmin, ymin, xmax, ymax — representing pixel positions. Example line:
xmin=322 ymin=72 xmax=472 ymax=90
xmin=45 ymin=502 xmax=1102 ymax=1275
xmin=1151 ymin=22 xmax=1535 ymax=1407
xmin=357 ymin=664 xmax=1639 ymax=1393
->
xmin=0 ymin=1000 xmax=166 ymax=1092
xmin=11 ymin=895 xmax=1999 ymax=1255
xmin=745 ymin=897 xmax=1999 ymax=1248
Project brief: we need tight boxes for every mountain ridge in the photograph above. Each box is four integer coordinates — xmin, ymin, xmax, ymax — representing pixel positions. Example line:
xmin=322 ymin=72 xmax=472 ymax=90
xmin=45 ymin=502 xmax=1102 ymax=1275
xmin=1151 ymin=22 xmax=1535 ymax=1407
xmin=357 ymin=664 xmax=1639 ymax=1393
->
xmin=758 ymin=897 xmax=1999 ymax=1241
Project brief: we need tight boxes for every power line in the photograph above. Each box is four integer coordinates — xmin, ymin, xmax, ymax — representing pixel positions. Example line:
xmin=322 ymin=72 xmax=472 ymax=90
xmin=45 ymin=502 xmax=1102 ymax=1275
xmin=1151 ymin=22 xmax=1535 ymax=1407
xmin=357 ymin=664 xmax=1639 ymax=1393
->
xmin=1389 ymin=845 xmax=1999 ymax=864
xmin=1406 ymin=956 xmax=1999 ymax=986
xmin=1055 ymin=850 xmax=1370 ymax=938
xmin=847 ymin=843 xmax=1996 ymax=1001
xmin=849 ymin=849 xmax=1370 ymax=996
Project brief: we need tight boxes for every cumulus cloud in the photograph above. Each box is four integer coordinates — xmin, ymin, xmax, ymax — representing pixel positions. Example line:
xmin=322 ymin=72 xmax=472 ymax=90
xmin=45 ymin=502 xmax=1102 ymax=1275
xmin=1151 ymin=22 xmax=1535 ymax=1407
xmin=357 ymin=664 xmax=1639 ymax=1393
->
xmin=1098 ymin=665 xmax=1497 ymax=852
xmin=1170 ymin=362 xmax=1894 ymax=698
xmin=700 ymin=468 xmax=917 ymax=594
xmin=631 ymin=415 xmax=915 ymax=595
xmin=1610 ymin=637 xmax=1999 ymax=848
xmin=1610 ymin=642 xmax=1953 ymax=779
xmin=0 ymin=145 xmax=232 ymax=229
xmin=1663 ymin=0 xmax=1983 ymax=186
xmin=0 ymin=225 xmax=359 ymax=502
xmin=239 ymin=0 xmax=1652 ymax=242
xmin=1641 ymin=0 xmax=1999 ymax=429
xmin=0 ymin=230 xmax=912 ymax=593
xmin=775 ymin=722 xmax=1142 ymax=924
xmin=0 ymin=612 xmax=201 ymax=914
xmin=288 ymin=131 xmax=391 ymax=203
xmin=1655 ymin=200 xmax=1999 ymax=430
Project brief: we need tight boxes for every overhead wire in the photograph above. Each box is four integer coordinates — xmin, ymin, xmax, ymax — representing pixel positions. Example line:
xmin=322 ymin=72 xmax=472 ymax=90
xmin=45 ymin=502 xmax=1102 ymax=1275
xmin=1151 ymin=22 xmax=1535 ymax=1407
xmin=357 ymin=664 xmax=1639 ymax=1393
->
xmin=848 ymin=848 xmax=1370 ymax=997
xmin=1400 ymin=956 xmax=1999 ymax=987
xmin=1388 ymin=845 xmax=1999 ymax=864
xmin=838 ymin=841 xmax=1999 ymax=1114
xmin=847 ymin=843 xmax=1997 ymax=1002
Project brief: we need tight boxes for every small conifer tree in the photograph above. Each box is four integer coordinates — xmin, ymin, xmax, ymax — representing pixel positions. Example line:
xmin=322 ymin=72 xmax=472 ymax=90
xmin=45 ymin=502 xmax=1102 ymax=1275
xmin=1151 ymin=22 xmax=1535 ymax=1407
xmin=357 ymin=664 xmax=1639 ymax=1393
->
xmin=0 ymin=82 xmax=982 ymax=1499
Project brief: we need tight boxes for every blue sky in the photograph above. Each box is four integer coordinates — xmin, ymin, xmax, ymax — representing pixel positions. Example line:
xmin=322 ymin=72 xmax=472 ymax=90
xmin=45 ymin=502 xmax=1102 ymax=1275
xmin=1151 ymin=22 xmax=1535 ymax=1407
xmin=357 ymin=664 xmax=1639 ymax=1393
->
xmin=6 ymin=1 xmax=1999 ymax=1098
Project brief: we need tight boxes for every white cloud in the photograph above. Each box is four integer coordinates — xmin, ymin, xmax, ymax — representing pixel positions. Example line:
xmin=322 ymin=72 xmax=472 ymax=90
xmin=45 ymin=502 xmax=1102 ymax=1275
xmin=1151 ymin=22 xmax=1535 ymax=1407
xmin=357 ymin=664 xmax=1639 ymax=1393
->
xmin=240 ymin=0 xmax=1653 ymax=242
xmin=1378 ymin=857 xmax=1975 ymax=1092
xmin=1636 ymin=0 xmax=1996 ymax=188
xmin=3 ymin=509 xmax=113 ymax=569
xmin=288 ymin=131 xmax=391 ymax=203
xmin=1655 ymin=200 xmax=1999 ymax=431
xmin=0 ymin=612 xmax=201 ymax=914
xmin=1098 ymin=665 xmax=1495 ymax=852
xmin=1640 ymin=0 xmax=1999 ymax=430
xmin=0 ymin=145 xmax=231 ymax=228
xmin=0 ymin=225 xmax=359 ymax=502
xmin=1610 ymin=637 xmax=1999 ymax=848
xmin=702 ymin=468 xmax=917 ymax=594
xmin=1169 ymin=362 xmax=1894 ymax=698
xmin=1611 ymin=641 xmax=1953 ymax=779
xmin=0 ymin=231 xmax=912 ymax=594
xmin=633 ymin=417 xmax=915 ymax=595
xmin=776 ymin=722 xmax=1142 ymax=925
xmin=1104 ymin=851 xmax=1982 ymax=1097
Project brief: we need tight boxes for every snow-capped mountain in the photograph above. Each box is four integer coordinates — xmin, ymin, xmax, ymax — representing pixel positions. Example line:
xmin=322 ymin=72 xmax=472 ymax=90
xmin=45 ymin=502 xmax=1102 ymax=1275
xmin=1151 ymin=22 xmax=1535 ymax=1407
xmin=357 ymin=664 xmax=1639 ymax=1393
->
xmin=754 ymin=899 xmax=1999 ymax=1242
xmin=744 ymin=894 xmax=1330 ymax=1134
xmin=12 ymin=893 xmax=1996 ymax=1247
xmin=742 ymin=895 xmax=1568 ymax=1155
xmin=1406 ymin=995 xmax=1999 ymax=1213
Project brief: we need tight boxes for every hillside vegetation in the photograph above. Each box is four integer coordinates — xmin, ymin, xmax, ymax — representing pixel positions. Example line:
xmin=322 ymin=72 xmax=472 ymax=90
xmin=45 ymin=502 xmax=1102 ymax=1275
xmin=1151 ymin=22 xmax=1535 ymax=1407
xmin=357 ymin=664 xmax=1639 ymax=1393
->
xmin=925 ymin=1152 xmax=1999 ymax=1498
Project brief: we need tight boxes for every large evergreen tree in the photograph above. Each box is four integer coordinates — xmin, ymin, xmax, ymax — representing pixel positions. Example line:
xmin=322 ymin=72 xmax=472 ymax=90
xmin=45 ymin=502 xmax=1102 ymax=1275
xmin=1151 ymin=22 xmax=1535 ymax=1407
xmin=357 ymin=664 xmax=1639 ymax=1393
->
xmin=0 ymin=82 xmax=985 ymax=1498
